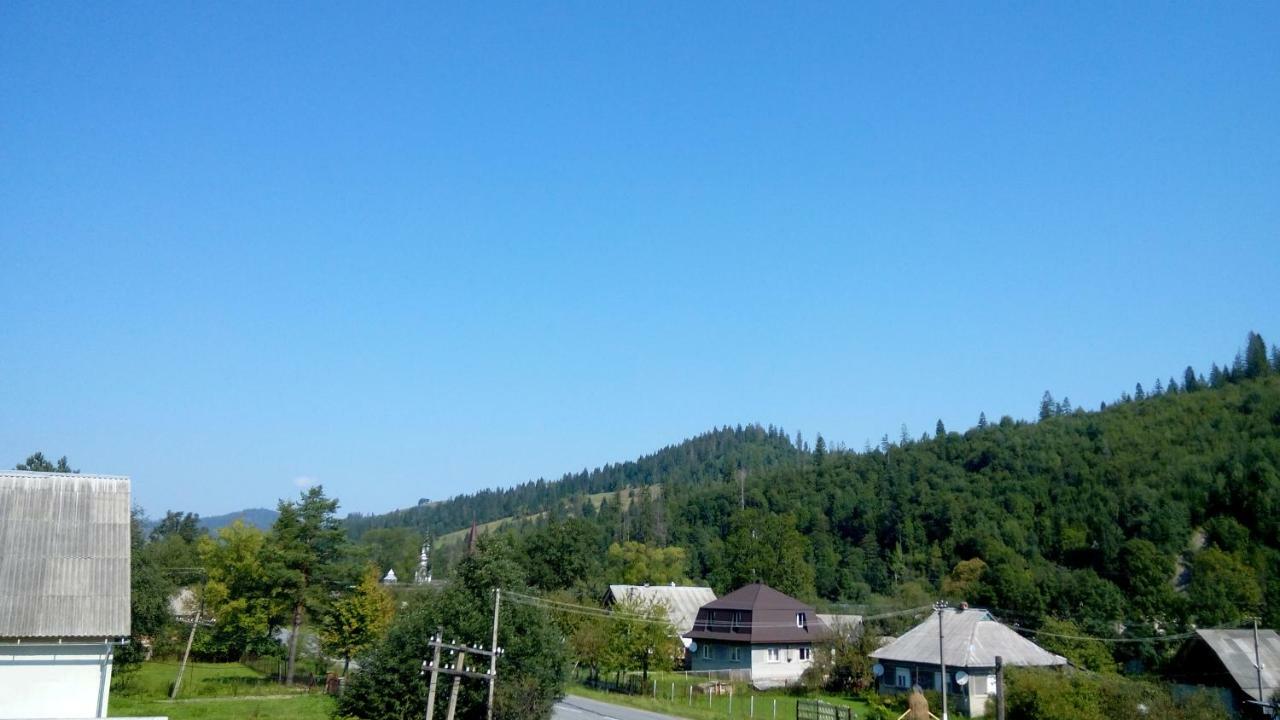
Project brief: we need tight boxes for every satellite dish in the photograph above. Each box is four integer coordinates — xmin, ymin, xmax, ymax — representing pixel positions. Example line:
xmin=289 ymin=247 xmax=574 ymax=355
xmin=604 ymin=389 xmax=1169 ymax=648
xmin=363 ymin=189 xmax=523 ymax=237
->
xmin=955 ymin=671 xmax=969 ymax=686
xmin=688 ymin=641 xmax=698 ymax=653
xmin=873 ymin=663 xmax=884 ymax=678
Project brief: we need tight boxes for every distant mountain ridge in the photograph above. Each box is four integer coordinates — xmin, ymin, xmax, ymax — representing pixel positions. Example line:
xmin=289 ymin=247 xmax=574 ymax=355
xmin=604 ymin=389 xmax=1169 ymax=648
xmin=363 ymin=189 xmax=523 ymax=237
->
xmin=344 ymin=423 xmax=804 ymax=539
xmin=198 ymin=507 xmax=278 ymax=531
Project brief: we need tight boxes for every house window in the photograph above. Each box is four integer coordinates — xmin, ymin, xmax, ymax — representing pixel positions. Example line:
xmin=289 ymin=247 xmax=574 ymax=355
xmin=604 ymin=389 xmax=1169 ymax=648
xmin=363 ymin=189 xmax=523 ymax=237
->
xmin=732 ymin=611 xmax=743 ymax=630
xmin=730 ymin=646 xmax=742 ymax=663
xmin=700 ymin=644 xmax=712 ymax=660
xmin=894 ymin=667 xmax=911 ymax=688
xmin=799 ymin=647 xmax=811 ymax=661
xmin=796 ymin=612 xmax=807 ymax=628
xmin=767 ymin=648 xmax=780 ymax=663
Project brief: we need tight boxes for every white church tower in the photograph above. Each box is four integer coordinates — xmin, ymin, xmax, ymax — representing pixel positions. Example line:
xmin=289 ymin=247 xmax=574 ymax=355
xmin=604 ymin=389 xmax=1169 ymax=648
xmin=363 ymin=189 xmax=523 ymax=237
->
xmin=414 ymin=538 xmax=432 ymax=584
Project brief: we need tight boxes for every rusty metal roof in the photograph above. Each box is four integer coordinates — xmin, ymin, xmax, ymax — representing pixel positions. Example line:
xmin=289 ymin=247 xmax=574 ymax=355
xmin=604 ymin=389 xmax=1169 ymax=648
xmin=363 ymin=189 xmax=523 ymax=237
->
xmin=0 ymin=471 xmax=131 ymax=638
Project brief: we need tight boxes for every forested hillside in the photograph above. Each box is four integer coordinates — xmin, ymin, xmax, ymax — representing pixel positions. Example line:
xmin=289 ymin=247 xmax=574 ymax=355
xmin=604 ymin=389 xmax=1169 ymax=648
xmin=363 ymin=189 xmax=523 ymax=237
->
xmin=344 ymin=423 xmax=805 ymax=537
xmin=353 ymin=333 xmax=1280 ymax=673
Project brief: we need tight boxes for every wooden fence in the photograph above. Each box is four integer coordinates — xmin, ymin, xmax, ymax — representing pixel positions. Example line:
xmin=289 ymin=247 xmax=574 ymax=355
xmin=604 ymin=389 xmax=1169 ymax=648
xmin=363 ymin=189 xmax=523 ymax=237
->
xmin=796 ymin=699 xmax=857 ymax=720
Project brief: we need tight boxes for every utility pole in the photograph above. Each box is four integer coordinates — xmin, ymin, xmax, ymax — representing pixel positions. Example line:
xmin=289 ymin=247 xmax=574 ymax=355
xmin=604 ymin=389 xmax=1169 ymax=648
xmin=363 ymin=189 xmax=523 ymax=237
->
xmin=423 ymin=628 xmax=443 ymax=720
xmin=486 ymin=589 xmax=502 ymax=720
xmin=423 ymin=630 xmax=503 ymax=720
xmin=171 ymin=590 xmax=207 ymax=699
xmin=995 ymin=656 xmax=1005 ymax=720
xmin=1254 ymin=618 xmax=1265 ymax=713
xmin=445 ymin=645 xmax=466 ymax=720
xmin=935 ymin=600 xmax=949 ymax=720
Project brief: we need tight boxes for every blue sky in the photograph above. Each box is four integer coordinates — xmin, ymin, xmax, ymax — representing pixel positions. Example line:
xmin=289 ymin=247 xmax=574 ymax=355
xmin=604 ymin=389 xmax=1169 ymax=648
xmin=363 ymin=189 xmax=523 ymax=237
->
xmin=2 ymin=3 xmax=1277 ymax=517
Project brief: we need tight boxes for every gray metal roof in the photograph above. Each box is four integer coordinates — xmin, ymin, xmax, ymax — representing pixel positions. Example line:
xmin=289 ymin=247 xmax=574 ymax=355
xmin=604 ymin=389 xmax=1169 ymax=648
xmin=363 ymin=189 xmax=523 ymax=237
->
xmin=871 ymin=609 xmax=1066 ymax=669
xmin=605 ymin=584 xmax=717 ymax=635
xmin=818 ymin=613 xmax=864 ymax=634
xmin=0 ymin=471 xmax=131 ymax=638
xmin=1195 ymin=629 xmax=1279 ymax=703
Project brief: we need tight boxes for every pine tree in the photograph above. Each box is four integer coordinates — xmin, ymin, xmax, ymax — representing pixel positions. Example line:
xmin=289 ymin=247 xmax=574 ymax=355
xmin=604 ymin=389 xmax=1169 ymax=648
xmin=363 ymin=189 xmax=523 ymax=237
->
xmin=1273 ymin=344 xmax=1280 ymax=373
xmin=1134 ymin=383 xmax=1146 ymax=401
xmin=1183 ymin=366 xmax=1199 ymax=392
xmin=1210 ymin=363 xmax=1224 ymax=388
xmin=1039 ymin=391 xmax=1056 ymax=420
xmin=1152 ymin=378 xmax=1163 ymax=396
xmin=977 ymin=412 xmax=988 ymax=429
xmin=1167 ymin=376 xmax=1178 ymax=394
xmin=1244 ymin=332 xmax=1270 ymax=378
xmin=1231 ymin=352 xmax=1246 ymax=380
xmin=1059 ymin=397 xmax=1073 ymax=414
xmin=936 ymin=419 xmax=946 ymax=438
xmin=813 ymin=435 xmax=827 ymax=466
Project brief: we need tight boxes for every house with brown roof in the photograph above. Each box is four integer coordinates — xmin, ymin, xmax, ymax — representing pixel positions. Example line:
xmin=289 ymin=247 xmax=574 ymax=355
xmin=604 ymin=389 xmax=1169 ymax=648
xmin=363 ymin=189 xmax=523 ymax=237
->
xmin=683 ymin=583 xmax=828 ymax=687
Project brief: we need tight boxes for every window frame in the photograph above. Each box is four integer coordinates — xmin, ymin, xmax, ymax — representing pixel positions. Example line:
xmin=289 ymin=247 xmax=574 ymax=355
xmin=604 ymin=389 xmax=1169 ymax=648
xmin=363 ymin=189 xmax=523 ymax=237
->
xmin=796 ymin=612 xmax=807 ymax=628
xmin=767 ymin=647 xmax=780 ymax=663
xmin=700 ymin=644 xmax=713 ymax=660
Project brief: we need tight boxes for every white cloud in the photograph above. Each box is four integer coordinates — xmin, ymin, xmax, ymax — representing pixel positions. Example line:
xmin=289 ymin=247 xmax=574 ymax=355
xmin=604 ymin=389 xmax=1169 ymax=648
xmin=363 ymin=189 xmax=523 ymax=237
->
xmin=293 ymin=475 xmax=318 ymax=489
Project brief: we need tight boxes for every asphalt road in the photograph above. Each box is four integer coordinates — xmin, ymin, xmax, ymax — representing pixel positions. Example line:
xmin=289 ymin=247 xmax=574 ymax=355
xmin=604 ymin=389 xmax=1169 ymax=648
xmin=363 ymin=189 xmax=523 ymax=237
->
xmin=552 ymin=694 xmax=684 ymax=720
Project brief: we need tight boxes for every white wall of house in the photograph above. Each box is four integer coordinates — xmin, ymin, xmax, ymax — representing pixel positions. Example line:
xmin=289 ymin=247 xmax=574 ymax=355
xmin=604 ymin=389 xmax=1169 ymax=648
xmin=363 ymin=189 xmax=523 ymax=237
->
xmin=0 ymin=643 xmax=114 ymax=719
xmin=748 ymin=643 xmax=814 ymax=684
xmin=689 ymin=641 xmax=815 ymax=685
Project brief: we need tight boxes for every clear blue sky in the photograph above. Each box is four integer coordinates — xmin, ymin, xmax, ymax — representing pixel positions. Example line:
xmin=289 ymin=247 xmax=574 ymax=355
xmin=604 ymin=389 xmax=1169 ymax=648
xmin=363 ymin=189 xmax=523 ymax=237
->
xmin=2 ymin=2 xmax=1278 ymax=517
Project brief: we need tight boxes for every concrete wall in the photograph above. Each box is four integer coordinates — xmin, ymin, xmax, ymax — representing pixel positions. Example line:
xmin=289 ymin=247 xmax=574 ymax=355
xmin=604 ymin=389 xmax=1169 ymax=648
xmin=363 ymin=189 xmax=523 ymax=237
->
xmin=0 ymin=643 xmax=113 ymax=719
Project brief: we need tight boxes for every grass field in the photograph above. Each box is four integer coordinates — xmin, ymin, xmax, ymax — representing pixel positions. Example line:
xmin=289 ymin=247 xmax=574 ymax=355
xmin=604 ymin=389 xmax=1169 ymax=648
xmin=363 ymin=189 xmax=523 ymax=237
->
xmin=109 ymin=661 xmax=334 ymax=720
xmin=571 ymin=672 xmax=870 ymax=720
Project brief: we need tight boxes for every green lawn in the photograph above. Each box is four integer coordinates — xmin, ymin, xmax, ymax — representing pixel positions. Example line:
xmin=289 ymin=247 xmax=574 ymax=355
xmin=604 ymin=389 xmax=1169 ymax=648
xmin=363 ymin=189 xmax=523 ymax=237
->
xmin=571 ymin=672 xmax=870 ymax=720
xmin=110 ymin=661 xmax=334 ymax=720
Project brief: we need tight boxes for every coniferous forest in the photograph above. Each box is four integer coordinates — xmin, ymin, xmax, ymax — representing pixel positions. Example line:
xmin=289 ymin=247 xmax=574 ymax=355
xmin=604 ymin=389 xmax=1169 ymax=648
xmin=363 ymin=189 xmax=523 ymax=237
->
xmin=351 ymin=332 xmax=1280 ymax=671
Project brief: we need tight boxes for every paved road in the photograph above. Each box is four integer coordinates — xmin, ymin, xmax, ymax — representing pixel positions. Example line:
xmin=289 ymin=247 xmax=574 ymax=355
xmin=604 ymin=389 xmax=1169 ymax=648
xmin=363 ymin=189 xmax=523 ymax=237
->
xmin=552 ymin=694 xmax=684 ymax=720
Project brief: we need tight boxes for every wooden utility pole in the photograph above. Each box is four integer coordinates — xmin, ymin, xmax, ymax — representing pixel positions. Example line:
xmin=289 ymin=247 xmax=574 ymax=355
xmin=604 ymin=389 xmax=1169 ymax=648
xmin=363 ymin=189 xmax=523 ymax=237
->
xmin=486 ymin=589 xmax=502 ymax=720
xmin=995 ymin=656 xmax=1005 ymax=720
xmin=424 ymin=628 xmax=443 ymax=720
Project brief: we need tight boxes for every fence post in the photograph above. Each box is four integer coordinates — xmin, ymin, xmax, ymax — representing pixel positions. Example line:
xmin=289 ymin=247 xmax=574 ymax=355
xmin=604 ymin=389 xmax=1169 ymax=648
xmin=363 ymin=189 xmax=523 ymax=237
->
xmin=653 ymin=679 xmax=657 ymax=699
xmin=729 ymin=686 xmax=733 ymax=716
xmin=671 ymin=682 xmax=675 ymax=702
xmin=750 ymin=695 xmax=754 ymax=718
xmin=689 ymin=685 xmax=693 ymax=705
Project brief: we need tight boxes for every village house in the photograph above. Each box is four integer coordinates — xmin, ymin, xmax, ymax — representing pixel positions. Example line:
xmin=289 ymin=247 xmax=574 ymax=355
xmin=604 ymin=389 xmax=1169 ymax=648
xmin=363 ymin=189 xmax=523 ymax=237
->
xmin=684 ymin=583 xmax=828 ymax=688
xmin=0 ymin=471 xmax=132 ymax=719
xmin=870 ymin=607 xmax=1066 ymax=718
xmin=604 ymin=583 xmax=717 ymax=650
xmin=1171 ymin=628 xmax=1279 ymax=717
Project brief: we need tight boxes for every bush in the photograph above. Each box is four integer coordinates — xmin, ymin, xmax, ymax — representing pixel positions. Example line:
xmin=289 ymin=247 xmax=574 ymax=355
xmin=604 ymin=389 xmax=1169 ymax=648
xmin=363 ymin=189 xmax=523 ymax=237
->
xmin=1005 ymin=667 xmax=1228 ymax=720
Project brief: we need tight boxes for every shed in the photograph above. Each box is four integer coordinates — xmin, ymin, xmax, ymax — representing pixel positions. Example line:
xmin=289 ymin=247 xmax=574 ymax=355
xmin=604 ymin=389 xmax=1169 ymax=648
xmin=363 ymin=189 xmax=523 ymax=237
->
xmin=0 ymin=471 xmax=132 ymax=719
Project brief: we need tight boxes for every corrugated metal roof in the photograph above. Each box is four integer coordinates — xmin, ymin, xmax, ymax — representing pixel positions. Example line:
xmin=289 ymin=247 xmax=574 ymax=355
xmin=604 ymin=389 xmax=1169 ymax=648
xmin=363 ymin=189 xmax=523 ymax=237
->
xmin=818 ymin=613 xmax=864 ymax=634
xmin=0 ymin=471 xmax=131 ymax=638
xmin=605 ymin=584 xmax=717 ymax=634
xmin=1195 ymin=629 xmax=1279 ymax=703
xmin=871 ymin=609 xmax=1066 ymax=668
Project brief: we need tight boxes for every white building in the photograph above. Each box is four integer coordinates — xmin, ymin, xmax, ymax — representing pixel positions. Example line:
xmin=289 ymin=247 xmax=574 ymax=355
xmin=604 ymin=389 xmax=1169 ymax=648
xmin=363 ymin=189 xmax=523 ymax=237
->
xmin=0 ymin=471 xmax=132 ymax=719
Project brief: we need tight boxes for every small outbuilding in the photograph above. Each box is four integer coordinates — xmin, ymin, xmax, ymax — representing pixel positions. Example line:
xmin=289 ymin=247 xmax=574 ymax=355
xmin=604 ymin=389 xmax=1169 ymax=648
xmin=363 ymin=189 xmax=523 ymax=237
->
xmin=870 ymin=607 xmax=1066 ymax=717
xmin=0 ymin=471 xmax=132 ymax=719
